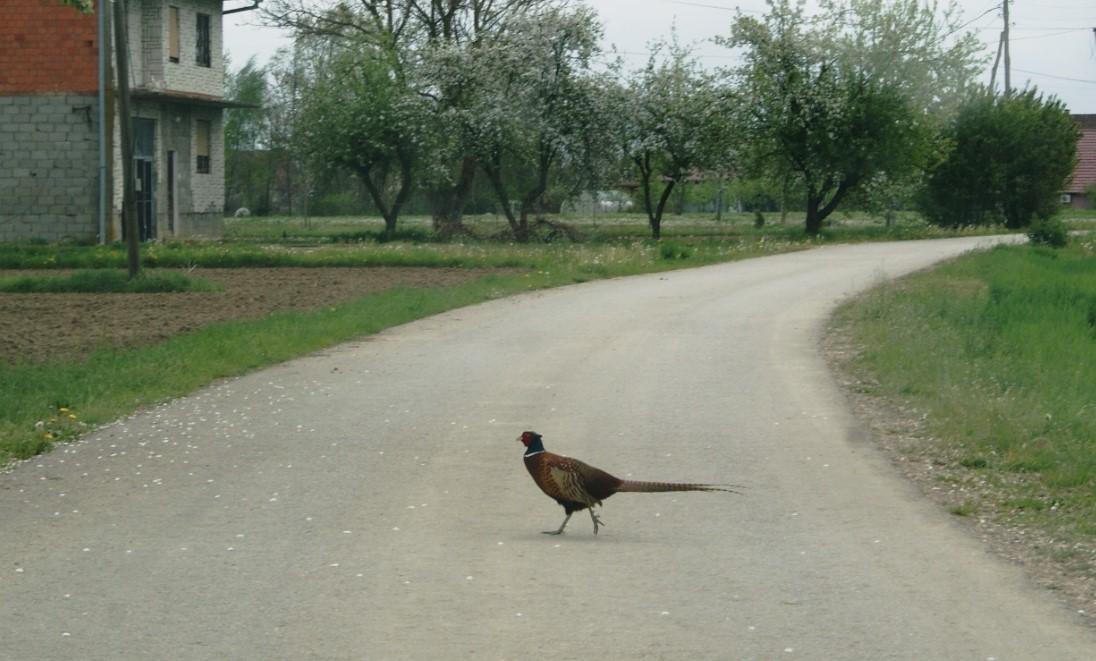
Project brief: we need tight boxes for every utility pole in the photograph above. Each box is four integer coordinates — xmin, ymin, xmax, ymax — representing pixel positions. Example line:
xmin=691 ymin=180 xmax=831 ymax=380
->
xmin=990 ymin=28 xmax=1003 ymax=93
xmin=111 ymin=0 xmax=140 ymax=277
xmin=1003 ymin=0 xmax=1011 ymax=98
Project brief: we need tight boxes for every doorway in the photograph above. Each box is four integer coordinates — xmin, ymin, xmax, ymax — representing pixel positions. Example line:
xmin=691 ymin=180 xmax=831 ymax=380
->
xmin=132 ymin=118 xmax=156 ymax=240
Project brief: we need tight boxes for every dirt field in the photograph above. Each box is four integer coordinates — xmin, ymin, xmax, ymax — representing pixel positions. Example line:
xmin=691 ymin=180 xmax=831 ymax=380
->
xmin=0 ymin=267 xmax=501 ymax=364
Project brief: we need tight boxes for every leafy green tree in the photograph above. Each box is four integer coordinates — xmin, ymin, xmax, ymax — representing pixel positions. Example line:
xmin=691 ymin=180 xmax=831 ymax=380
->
xmin=264 ymin=0 xmax=564 ymax=235
xmin=820 ymin=0 xmax=984 ymax=118
xmin=724 ymin=0 xmax=984 ymax=235
xmin=728 ymin=1 xmax=931 ymax=235
xmin=297 ymin=40 xmax=424 ymax=237
xmin=460 ymin=6 xmax=606 ymax=241
xmin=919 ymin=88 xmax=1080 ymax=229
xmin=620 ymin=39 xmax=727 ymax=240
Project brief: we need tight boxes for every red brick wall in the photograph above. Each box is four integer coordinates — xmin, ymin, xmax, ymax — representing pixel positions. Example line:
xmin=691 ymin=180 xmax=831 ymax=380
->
xmin=0 ymin=0 xmax=99 ymax=94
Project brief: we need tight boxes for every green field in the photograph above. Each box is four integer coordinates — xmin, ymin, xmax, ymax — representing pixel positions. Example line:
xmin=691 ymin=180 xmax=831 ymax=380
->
xmin=833 ymin=235 xmax=1096 ymax=551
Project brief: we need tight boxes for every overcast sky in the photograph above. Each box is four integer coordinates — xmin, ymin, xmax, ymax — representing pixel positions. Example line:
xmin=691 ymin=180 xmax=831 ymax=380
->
xmin=224 ymin=0 xmax=1096 ymax=113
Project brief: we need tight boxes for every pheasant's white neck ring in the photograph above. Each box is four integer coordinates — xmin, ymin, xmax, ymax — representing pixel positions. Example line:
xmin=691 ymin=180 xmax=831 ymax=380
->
xmin=524 ymin=450 xmax=546 ymax=457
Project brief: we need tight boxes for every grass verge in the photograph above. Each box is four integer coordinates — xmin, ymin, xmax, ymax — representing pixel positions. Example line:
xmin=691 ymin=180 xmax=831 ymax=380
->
xmin=831 ymin=237 xmax=1096 ymax=555
xmin=0 ymin=269 xmax=217 ymax=293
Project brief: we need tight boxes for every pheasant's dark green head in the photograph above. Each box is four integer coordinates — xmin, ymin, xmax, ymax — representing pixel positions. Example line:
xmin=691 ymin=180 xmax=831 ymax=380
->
xmin=519 ymin=431 xmax=545 ymax=453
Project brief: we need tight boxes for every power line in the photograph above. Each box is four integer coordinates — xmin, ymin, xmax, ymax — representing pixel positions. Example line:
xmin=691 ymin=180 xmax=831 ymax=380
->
xmin=1012 ymin=67 xmax=1096 ymax=85
xmin=1008 ymin=28 xmax=1087 ymax=41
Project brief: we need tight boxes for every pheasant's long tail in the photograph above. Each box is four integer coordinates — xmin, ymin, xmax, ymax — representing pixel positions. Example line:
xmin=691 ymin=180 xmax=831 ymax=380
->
xmin=616 ymin=480 xmax=742 ymax=494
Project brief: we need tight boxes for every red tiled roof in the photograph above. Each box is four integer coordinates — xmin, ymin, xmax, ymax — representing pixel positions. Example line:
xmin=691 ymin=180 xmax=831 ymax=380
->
xmin=1066 ymin=115 xmax=1096 ymax=194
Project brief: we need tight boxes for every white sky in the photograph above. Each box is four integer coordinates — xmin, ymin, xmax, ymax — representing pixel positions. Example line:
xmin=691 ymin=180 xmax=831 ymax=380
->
xmin=224 ymin=0 xmax=1096 ymax=113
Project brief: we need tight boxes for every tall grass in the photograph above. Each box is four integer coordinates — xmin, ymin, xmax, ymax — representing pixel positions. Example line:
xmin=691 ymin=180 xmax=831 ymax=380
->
xmin=835 ymin=239 xmax=1096 ymax=538
xmin=0 ymin=269 xmax=217 ymax=293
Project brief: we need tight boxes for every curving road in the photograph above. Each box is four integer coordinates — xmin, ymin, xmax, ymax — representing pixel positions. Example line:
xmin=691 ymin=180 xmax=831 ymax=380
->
xmin=3 ymin=236 xmax=1094 ymax=660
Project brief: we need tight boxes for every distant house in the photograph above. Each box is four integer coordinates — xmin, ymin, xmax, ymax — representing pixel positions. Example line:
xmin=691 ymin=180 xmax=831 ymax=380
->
xmin=0 ymin=0 xmax=257 ymax=243
xmin=1064 ymin=114 xmax=1096 ymax=210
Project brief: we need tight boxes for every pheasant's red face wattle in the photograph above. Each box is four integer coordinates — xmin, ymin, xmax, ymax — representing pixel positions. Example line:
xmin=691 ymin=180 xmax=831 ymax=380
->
xmin=519 ymin=431 xmax=541 ymax=447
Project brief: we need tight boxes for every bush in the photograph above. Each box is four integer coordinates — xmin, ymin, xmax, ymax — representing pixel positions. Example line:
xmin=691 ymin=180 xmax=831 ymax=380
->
xmin=919 ymin=88 xmax=1080 ymax=229
xmin=659 ymin=241 xmax=691 ymax=260
xmin=1027 ymin=217 xmax=1069 ymax=248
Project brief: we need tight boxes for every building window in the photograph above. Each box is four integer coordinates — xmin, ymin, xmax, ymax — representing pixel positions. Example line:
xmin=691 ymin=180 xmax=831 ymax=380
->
xmin=196 ymin=120 xmax=211 ymax=174
xmin=1061 ymin=193 xmax=1072 ymax=205
xmin=168 ymin=6 xmax=180 ymax=63
xmin=196 ymin=13 xmax=211 ymax=67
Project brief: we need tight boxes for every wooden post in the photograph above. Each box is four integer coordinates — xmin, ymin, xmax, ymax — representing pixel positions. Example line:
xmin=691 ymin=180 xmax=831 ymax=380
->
xmin=1003 ymin=0 xmax=1011 ymax=98
xmin=112 ymin=0 xmax=140 ymax=277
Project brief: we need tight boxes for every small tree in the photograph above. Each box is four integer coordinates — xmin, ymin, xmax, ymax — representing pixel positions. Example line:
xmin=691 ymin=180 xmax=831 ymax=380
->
xmin=725 ymin=0 xmax=982 ymax=235
xmin=462 ymin=7 xmax=605 ymax=242
xmin=298 ymin=40 xmax=422 ymax=237
xmin=919 ymin=88 xmax=1080 ymax=229
xmin=622 ymin=39 xmax=725 ymax=240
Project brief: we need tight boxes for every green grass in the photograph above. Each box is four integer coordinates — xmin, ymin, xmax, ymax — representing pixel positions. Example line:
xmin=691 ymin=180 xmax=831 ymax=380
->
xmin=833 ymin=235 xmax=1096 ymax=542
xmin=0 ymin=269 xmax=217 ymax=293
xmin=219 ymin=211 xmax=1007 ymax=246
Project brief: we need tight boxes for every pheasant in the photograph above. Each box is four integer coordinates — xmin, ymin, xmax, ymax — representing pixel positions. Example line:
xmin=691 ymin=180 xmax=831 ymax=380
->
xmin=518 ymin=430 xmax=740 ymax=535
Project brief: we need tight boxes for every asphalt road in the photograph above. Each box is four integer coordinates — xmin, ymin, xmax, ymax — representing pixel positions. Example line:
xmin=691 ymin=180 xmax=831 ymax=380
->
xmin=3 ymin=237 xmax=1094 ymax=660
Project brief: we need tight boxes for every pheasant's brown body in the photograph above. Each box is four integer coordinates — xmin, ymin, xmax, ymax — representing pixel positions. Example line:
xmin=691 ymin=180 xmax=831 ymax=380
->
xmin=518 ymin=430 xmax=739 ymax=535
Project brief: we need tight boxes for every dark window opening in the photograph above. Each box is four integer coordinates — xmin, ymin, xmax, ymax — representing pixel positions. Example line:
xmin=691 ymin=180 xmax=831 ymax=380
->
xmin=196 ymin=13 xmax=211 ymax=67
xmin=196 ymin=119 xmax=211 ymax=174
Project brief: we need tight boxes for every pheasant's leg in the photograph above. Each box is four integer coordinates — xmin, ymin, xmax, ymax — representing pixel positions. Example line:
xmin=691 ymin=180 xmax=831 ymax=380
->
xmin=589 ymin=508 xmax=605 ymax=535
xmin=543 ymin=512 xmax=572 ymax=535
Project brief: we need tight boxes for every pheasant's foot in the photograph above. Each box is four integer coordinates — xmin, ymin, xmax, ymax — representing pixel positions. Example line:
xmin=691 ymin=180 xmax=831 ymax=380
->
xmin=589 ymin=509 xmax=605 ymax=535
xmin=544 ymin=512 xmax=572 ymax=536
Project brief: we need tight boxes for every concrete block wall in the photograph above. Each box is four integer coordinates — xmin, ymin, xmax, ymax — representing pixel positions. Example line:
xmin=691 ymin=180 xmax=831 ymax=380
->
xmin=189 ymin=108 xmax=225 ymax=220
xmin=0 ymin=94 xmax=99 ymax=243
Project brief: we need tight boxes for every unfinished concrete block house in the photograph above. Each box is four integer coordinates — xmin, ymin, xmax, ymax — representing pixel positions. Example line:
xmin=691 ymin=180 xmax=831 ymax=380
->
xmin=0 ymin=0 xmax=256 ymax=243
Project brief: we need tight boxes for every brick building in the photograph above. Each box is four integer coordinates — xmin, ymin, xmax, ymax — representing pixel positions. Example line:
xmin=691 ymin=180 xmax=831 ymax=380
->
xmin=1064 ymin=115 xmax=1096 ymax=210
xmin=0 ymin=0 xmax=256 ymax=243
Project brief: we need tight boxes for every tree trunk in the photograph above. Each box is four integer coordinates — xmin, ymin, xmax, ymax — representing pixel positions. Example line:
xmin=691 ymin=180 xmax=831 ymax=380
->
xmin=431 ymin=157 xmax=476 ymax=236
xmin=804 ymin=179 xmax=853 ymax=235
xmin=358 ymin=151 xmax=414 ymax=240
xmin=650 ymin=179 xmax=676 ymax=240
xmin=714 ymin=177 xmax=724 ymax=222
xmin=805 ymin=193 xmax=824 ymax=235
